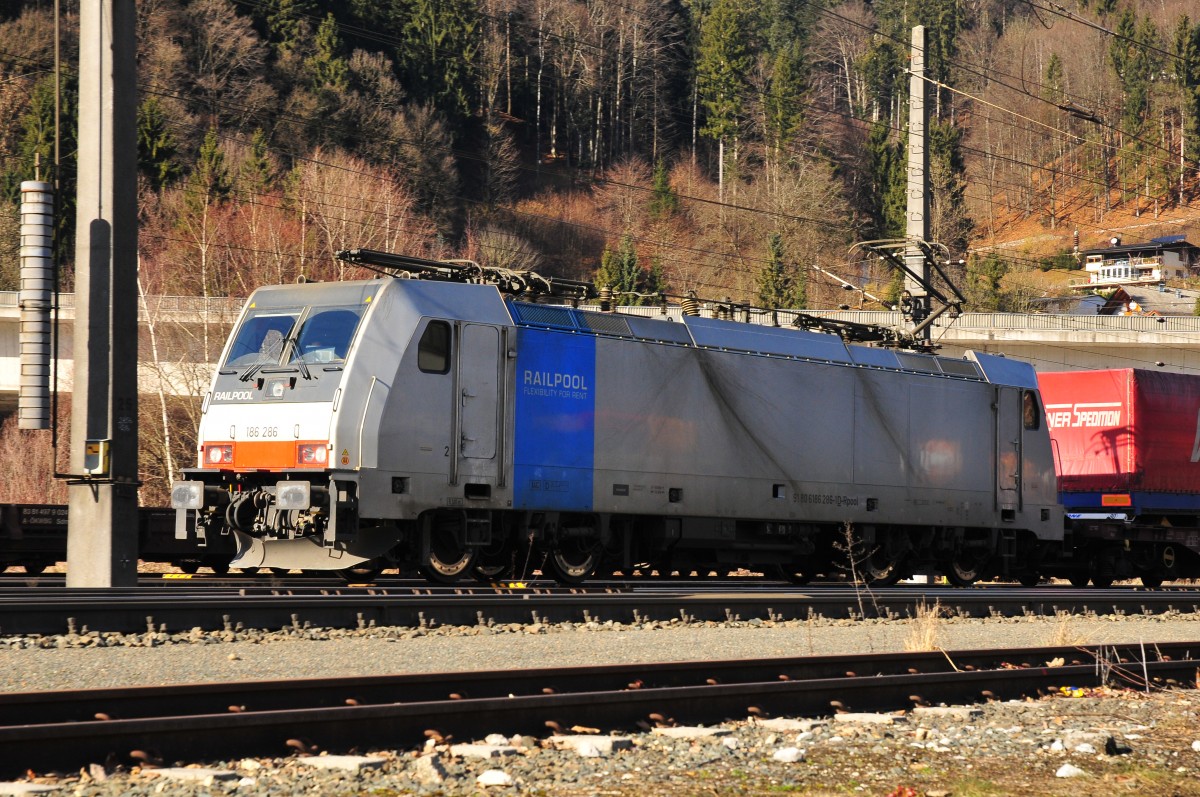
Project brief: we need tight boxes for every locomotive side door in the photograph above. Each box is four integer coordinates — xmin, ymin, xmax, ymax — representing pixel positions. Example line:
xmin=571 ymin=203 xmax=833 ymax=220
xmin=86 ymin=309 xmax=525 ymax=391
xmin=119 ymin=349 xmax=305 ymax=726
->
xmin=455 ymin=323 xmax=502 ymax=483
xmin=995 ymin=386 xmax=1023 ymax=512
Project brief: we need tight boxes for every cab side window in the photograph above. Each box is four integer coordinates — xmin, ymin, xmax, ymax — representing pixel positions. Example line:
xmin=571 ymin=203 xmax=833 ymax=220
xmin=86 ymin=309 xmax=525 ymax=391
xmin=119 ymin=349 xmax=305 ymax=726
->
xmin=418 ymin=321 xmax=451 ymax=374
xmin=1022 ymin=390 xmax=1041 ymax=430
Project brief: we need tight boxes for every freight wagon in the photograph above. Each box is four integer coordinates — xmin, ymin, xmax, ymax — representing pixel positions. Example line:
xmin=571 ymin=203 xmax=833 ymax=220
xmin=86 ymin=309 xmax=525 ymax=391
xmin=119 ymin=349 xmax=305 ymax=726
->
xmin=1039 ymin=369 xmax=1200 ymax=586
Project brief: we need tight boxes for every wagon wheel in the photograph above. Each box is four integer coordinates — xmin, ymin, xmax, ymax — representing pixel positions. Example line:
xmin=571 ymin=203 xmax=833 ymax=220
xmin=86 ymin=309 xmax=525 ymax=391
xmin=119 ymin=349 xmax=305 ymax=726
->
xmin=421 ymin=528 xmax=477 ymax=585
xmin=22 ymin=561 xmax=48 ymax=576
xmin=1016 ymin=571 xmax=1042 ymax=587
xmin=208 ymin=560 xmax=230 ymax=575
xmin=1140 ymin=573 xmax=1164 ymax=589
xmin=943 ymin=552 xmax=986 ymax=587
xmin=178 ymin=561 xmax=200 ymax=575
xmin=1067 ymin=572 xmax=1090 ymax=587
xmin=547 ymin=536 xmax=600 ymax=585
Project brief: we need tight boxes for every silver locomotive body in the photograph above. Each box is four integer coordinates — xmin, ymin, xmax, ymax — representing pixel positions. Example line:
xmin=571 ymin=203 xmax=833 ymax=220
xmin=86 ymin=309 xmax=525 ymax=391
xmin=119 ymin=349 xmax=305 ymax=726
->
xmin=173 ymin=276 xmax=1061 ymax=583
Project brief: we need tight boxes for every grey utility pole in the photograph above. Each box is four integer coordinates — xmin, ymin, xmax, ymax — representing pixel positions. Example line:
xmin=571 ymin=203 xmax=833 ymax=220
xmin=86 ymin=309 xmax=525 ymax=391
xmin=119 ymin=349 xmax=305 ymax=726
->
xmin=904 ymin=25 xmax=931 ymax=343
xmin=67 ymin=0 xmax=139 ymax=587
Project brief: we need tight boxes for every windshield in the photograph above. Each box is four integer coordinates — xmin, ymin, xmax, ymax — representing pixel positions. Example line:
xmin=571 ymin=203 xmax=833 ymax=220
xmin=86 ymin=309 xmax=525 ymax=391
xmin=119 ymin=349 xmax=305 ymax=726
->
xmin=288 ymin=306 xmax=366 ymax=364
xmin=225 ymin=310 xmax=300 ymax=367
xmin=224 ymin=304 xmax=367 ymax=369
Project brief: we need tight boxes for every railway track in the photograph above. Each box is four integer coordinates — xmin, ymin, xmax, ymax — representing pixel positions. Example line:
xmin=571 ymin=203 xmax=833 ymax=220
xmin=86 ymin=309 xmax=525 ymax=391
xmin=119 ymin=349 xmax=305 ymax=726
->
xmin=0 ymin=582 xmax=1197 ymax=636
xmin=2 ymin=641 xmax=1196 ymax=777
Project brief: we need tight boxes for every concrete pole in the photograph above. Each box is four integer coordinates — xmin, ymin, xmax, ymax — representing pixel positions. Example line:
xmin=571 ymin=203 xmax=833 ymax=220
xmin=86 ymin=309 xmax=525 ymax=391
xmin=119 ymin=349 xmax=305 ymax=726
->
xmin=67 ymin=0 xmax=139 ymax=587
xmin=905 ymin=25 xmax=931 ymax=341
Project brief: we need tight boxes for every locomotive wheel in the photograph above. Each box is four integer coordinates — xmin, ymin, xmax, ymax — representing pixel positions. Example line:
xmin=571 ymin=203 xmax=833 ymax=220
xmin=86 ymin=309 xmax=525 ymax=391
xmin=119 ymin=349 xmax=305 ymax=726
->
xmin=1017 ymin=571 xmax=1042 ymax=587
xmin=1140 ymin=573 xmax=1164 ymax=589
xmin=547 ymin=540 xmax=599 ymax=585
xmin=472 ymin=561 xmax=513 ymax=583
xmin=1067 ymin=572 xmax=1090 ymax=587
xmin=339 ymin=560 xmax=384 ymax=583
xmin=179 ymin=561 xmax=200 ymax=575
xmin=22 ymin=561 xmax=48 ymax=576
xmin=422 ymin=532 xmax=477 ymax=584
xmin=943 ymin=553 xmax=985 ymax=587
xmin=208 ymin=560 xmax=230 ymax=575
xmin=863 ymin=551 xmax=904 ymax=586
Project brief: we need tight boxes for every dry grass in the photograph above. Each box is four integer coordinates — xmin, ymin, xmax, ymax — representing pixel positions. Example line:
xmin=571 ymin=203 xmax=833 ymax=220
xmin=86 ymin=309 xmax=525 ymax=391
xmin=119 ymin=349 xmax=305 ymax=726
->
xmin=904 ymin=600 xmax=943 ymax=652
xmin=1047 ymin=611 xmax=1090 ymax=647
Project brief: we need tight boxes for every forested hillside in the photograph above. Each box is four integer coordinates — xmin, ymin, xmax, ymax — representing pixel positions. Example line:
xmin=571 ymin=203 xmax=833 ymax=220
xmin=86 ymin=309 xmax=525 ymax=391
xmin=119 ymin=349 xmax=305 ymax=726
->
xmin=2 ymin=0 xmax=1199 ymax=313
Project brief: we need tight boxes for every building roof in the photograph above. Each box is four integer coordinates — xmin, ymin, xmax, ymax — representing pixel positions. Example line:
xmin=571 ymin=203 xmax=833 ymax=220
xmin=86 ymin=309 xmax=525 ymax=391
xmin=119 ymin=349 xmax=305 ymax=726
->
xmin=1080 ymin=237 xmax=1200 ymax=258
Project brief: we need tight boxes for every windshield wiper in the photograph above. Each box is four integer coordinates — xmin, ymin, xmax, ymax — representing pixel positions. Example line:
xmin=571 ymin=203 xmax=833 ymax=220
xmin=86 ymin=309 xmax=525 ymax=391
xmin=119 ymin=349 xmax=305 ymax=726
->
xmin=239 ymin=359 xmax=268 ymax=382
xmin=281 ymin=334 xmax=312 ymax=380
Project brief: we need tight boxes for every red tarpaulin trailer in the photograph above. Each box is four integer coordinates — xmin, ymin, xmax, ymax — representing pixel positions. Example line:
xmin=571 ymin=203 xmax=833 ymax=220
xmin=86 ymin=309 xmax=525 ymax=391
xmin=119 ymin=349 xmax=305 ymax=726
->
xmin=1038 ymin=369 xmax=1200 ymax=498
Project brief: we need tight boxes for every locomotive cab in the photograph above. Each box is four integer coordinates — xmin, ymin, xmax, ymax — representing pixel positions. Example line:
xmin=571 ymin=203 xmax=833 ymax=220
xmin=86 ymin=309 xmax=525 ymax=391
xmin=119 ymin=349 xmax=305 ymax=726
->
xmin=172 ymin=280 xmax=393 ymax=571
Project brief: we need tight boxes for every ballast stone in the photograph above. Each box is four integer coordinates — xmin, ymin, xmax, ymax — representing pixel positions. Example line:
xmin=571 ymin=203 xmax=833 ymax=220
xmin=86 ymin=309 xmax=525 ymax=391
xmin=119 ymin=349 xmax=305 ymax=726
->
xmin=755 ymin=718 xmax=825 ymax=732
xmin=651 ymin=726 xmax=732 ymax=739
xmin=412 ymin=754 xmax=447 ymax=785
xmin=834 ymin=713 xmax=902 ymax=725
xmin=143 ymin=767 xmax=238 ymax=783
xmin=297 ymin=755 xmax=386 ymax=771
xmin=1056 ymin=763 xmax=1088 ymax=778
xmin=450 ymin=743 xmax=519 ymax=758
xmin=912 ymin=706 xmax=983 ymax=721
xmin=551 ymin=735 xmax=634 ymax=756
xmin=772 ymin=747 xmax=807 ymax=763
xmin=477 ymin=769 xmax=515 ymax=787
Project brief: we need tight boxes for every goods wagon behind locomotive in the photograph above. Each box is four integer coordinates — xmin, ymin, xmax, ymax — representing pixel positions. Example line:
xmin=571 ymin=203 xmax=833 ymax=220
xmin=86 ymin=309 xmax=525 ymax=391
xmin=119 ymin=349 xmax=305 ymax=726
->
xmin=172 ymin=254 xmax=1062 ymax=584
xmin=1039 ymin=368 xmax=1200 ymax=586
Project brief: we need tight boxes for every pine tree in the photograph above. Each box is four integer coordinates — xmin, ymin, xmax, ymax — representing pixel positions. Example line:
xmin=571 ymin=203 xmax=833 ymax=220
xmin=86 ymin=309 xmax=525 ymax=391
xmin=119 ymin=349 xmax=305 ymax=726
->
xmin=596 ymin=235 xmax=643 ymax=302
xmin=0 ymin=74 xmax=77 ymax=268
xmin=648 ymin=159 xmax=679 ymax=218
xmin=138 ymin=97 xmax=182 ymax=191
xmin=757 ymin=233 xmax=794 ymax=309
xmin=239 ymin=128 xmax=275 ymax=194
xmin=1170 ymin=16 xmax=1200 ymax=170
xmin=865 ymin=121 xmax=906 ymax=238
xmin=259 ymin=0 xmax=317 ymax=56
xmin=764 ymin=44 xmax=806 ymax=174
xmin=1043 ymin=53 xmax=1065 ymax=104
xmin=696 ymin=0 xmax=758 ymax=193
xmin=188 ymin=128 xmax=232 ymax=211
xmin=306 ymin=13 xmax=349 ymax=92
xmin=401 ymin=0 xmax=480 ymax=120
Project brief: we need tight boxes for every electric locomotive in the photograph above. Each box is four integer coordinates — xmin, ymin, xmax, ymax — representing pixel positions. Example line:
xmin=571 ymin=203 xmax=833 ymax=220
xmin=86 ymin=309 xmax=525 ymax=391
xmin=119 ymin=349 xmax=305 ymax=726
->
xmin=172 ymin=249 xmax=1063 ymax=584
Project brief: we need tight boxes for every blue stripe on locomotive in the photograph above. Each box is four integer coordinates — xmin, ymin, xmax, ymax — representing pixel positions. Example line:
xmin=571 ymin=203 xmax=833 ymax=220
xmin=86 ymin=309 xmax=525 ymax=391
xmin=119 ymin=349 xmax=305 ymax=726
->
xmin=513 ymin=328 xmax=596 ymax=510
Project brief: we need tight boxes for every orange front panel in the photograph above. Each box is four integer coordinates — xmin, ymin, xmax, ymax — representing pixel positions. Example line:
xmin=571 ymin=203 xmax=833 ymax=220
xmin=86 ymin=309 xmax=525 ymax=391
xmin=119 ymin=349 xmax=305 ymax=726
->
xmin=202 ymin=441 xmax=329 ymax=471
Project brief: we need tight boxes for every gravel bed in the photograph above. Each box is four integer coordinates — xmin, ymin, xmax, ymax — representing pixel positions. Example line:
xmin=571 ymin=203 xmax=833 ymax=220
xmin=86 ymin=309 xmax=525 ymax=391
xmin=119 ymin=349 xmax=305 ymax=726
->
xmin=3 ymin=612 xmax=1200 ymax=795
xmin=2 ymin=611 xmax=1200 ymax=692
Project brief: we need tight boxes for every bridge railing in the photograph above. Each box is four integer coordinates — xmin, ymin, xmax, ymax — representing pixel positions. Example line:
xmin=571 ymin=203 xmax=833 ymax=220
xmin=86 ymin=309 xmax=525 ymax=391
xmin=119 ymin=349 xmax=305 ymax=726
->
xmin=2 ymin=292 xmax=1198 ymax=335
xmin=0 ymin=292 xmax=244 ymax=319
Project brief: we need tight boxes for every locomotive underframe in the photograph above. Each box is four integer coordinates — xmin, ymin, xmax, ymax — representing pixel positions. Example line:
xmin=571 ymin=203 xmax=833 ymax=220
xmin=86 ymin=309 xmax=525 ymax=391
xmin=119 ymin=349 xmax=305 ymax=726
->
xmin=173 ymin=463 xmax=1051 ymax=585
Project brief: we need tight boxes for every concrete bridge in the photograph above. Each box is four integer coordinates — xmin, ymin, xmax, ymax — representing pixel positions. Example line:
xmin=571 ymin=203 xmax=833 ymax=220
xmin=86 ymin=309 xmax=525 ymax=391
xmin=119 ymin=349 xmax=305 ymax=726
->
xmin=1 ymin=292 xmax=1198 ymax=412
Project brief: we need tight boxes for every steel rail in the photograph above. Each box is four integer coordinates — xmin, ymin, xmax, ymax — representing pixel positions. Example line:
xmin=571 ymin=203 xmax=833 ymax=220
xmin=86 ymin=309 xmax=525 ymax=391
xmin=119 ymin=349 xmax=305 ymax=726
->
xmin=0 ymin=642 xmax=1196 ymax=776
xmin=0 ymin=585 xmax=1198 ymax=636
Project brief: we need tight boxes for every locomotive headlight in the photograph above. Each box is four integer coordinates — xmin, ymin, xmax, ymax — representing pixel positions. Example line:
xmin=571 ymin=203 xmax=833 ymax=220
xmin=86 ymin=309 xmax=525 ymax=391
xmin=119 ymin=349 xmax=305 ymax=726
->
xmin=297 ymin=443 xmax=328 ymax=466
xmin=171 ymin=481 xmax=204 ymax=510
xmin=205 ymin=444 xmax=233 ymax=465
xmin=275 ymin=480 xmax=311 ymax=510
